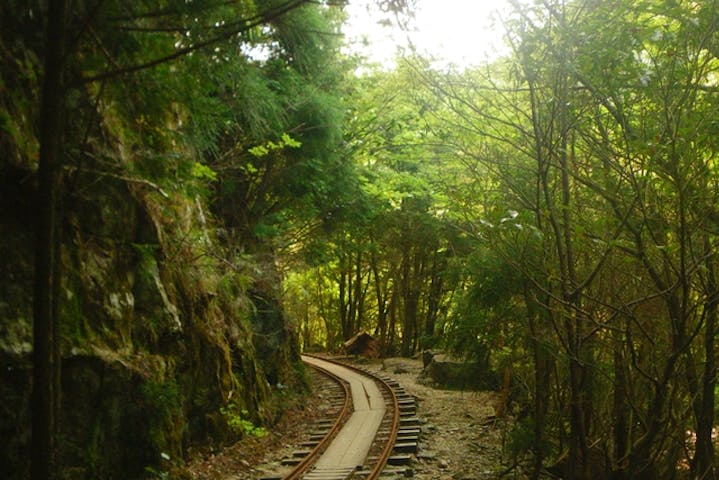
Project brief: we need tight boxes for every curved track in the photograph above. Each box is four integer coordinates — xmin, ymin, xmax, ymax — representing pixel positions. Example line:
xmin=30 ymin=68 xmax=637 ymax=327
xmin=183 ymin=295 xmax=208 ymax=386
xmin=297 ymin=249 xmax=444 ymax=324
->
xmin=282 ymin=360 xmax=352 ymax=480
xmin=273 ymin=355 xmax=411 ymax=480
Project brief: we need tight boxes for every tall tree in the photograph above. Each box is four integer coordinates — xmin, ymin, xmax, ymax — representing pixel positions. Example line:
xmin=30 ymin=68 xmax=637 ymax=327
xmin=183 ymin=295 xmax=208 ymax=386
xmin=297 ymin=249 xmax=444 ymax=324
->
xmin=33 ymin=1 xmax=67 ymax=477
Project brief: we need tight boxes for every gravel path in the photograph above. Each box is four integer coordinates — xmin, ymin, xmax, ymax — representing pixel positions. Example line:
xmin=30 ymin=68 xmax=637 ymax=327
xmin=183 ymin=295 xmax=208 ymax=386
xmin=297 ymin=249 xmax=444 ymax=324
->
xmin=364 ymin=357 xmax=508 ymax=480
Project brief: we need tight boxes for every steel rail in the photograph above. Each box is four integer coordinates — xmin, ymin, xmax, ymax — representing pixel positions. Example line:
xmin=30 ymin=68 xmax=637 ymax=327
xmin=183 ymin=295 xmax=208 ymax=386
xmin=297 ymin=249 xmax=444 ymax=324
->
xmin=366 ymin=372 xmax=400 ymax=480
xmin=283 ymin=362 xmax=351 ymax=480
xmin=302 ymin=355 xmax=401 ymax=480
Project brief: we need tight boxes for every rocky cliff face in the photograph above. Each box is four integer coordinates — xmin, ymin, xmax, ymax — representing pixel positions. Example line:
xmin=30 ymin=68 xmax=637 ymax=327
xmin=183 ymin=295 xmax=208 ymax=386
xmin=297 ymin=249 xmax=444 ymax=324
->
xmin=0 ymin=6 xmax=308 ymax=476
xmin=0 ymin=157 xmax=302 ymax=479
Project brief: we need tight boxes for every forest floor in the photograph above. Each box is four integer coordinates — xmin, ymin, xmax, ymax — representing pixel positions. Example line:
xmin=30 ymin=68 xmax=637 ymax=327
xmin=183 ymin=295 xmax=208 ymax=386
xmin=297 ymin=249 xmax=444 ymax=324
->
xmin=185 ymin=356 xmax=515 ymax=480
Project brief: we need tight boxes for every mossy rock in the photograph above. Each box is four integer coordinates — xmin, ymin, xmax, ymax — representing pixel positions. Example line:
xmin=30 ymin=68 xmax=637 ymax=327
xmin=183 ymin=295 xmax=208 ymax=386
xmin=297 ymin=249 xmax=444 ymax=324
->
xmin=425 ymin=354 xmax=499 ymax=391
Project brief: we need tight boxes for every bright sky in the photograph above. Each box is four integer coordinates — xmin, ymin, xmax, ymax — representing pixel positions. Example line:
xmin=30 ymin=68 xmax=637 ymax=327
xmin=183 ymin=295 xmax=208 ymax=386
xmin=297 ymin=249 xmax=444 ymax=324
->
xmin=343 ymin=0 xmax=514 ymax=69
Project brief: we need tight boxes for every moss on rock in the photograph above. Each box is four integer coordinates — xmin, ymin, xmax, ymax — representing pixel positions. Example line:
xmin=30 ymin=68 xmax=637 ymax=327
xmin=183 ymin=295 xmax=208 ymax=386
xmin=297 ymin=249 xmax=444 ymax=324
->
xmin=0 ymin=160 xmax=301 ymax=479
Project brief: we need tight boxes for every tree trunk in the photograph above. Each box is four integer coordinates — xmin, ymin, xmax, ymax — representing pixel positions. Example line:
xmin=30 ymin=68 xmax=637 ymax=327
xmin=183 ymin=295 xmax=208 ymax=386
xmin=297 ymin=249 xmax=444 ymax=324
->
xmin=346 ymin=251 xmax=356 ymax=337
xmin=613 ymin=330 xmax=630 ymax=479
xmin=693 ymin=245 xmax=717 ymax=479
xmin=33 ymin=1 xmax=67 ymax=478
xmin=400 ymin=244 xmax=412 ymax=356
xmin=353 ymin=248 xmax=364 ymax=333
xmin=370 ymin=252 xmax=388 ymax=345
xmin=424 ymin=249 xmax=443 ymax=341
xmin=316 ymin=269 xmax=335 ymax=349
xmin=526 ymin=288 xmax=552 ymax=480
xmin=387 ymin=286 xmax=398 ymax=354
xmin=338 ymin=253 xmax=352 ymax=340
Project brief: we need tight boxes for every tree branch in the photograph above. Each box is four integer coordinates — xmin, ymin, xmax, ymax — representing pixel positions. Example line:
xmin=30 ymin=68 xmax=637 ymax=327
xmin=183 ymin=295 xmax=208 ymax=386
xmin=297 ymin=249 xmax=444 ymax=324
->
xmin=78 ymin=0 xmax=311 ymax=85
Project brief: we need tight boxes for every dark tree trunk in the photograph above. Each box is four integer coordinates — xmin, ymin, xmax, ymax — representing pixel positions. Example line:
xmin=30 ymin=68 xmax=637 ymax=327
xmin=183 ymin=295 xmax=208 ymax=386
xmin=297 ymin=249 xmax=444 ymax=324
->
xmin=400 ymin=248 xmax=418 ymax=357
xmin=526 ymin=289 xmax=552 ymax=480
xmin=316 ymin=271 xmax=335 ymax=348
xmin=387 ymin=286 xmax=398 ymax=354
xmin=613 ymin=330 xmax=630 ymax=480
xmin=353 ymin=248 xmax=364 ymax=333
xmin=370 ymin=253 xmax=388 ymax=345
xmin=399 ymin=246 xmax=410 ymax=356
xmin=33 ymin=1 xmax=67 ymax=478
xmin=346 ymin=251 xmax=356 ymax=336
xmin=424 ymin=249 xmax=443 ymax=340
xmin=693 ymin=247 xmax=717 ymax=480
xmin=629 ymin=343 xmax=681 ymax=476
xmin=338 ymin=253 xmax=351 ymax=340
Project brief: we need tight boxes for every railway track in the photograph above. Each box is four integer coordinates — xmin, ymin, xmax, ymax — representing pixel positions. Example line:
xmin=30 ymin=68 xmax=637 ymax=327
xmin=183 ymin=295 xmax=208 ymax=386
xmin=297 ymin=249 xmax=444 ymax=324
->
xmin=261 ymin=355 xmax=418 ymax=480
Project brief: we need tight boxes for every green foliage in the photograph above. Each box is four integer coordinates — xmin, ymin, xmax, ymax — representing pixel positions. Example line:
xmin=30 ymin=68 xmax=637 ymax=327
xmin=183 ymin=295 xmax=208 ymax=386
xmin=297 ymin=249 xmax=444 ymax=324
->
xmin=506 ymin=416 xmax=538 ymax=459
xmin=220 ymin=402 xmax=268 ymax=438
xmin=141 ymin=380 xmax=182 ymax=421
xmin=139 ymin=378 xmax=185 ymax=466
xmin=248 ymin=133 xmax=302 ymax=157
xmin=404 ymin=0 xmax=719 ymax=475
xmin=190 ymin=162 xmax=218 ymax=182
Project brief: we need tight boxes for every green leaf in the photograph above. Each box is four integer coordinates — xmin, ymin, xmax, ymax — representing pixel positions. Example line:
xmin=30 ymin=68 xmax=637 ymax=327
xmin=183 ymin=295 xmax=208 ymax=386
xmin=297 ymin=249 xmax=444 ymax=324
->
xmin=190 ymin=162 xmax=218 ymax=181
xmin=281 ymin=132 xmax=302 ymax=148
xmin=249 ymin=145 xmax=269 ymax=157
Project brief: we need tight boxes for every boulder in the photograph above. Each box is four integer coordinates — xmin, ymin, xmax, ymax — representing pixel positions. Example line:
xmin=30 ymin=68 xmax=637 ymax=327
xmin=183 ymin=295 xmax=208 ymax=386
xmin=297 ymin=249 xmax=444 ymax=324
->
xmin=422 ymin=349 xmax=437 ymax=368
xmin=425 ymin=353 xmax=498 ymax=390
xmin=343 ymin=332 xmax=380 ymax=358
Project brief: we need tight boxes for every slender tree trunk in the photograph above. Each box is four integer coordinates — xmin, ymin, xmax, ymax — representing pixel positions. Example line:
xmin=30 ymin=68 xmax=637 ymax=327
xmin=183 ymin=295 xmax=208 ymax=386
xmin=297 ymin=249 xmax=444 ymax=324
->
xmin=424 ymin=249 xmax=442 ymax=341
xmin=613 ymin=330 xmax=630 ymax=479
xmin=33 ymin=1 xmax=66 ymax=478
xmin=353 ymin=248 xmax=364 ymax=333
xmin=400 ymin=245 xmax=412 ymax=356
xmin=346 ymin=251 xmax=356 ymax=337
xmin=629 ymin=342 xmax=681 ymax=476
xmin=52 ymin=167 xmax=64 ymax=466
xmin=338 ymin=253 xmax=352 ymax=340
xmin=387 ymin=286 xmax=398 ymax=354
xmin=370 ymin=253 xmax=388 ymax=345
xmin=693 ymin=245 xmax=717 ymax=479
xmin=316 ymin=270 xmax=335 ymax=349
xmin=411 ymin=252 xmax=424 ymax=355
xmin=525 ymin=288 xmax=552 ymax=480
xmin=556 ymin=80 xmax=591 ymax=480
xmin=302 ymin=309 xmax=310 ymax=350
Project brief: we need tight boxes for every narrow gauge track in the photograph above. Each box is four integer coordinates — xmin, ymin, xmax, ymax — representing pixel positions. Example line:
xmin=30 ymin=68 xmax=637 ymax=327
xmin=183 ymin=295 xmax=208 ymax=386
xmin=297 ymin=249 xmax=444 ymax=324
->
xmin=281 ymin=360 xmax=353 ymax=480
xmin=265 ymin=355 xmax=417 ymax=480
